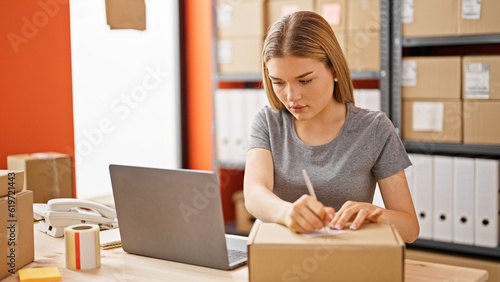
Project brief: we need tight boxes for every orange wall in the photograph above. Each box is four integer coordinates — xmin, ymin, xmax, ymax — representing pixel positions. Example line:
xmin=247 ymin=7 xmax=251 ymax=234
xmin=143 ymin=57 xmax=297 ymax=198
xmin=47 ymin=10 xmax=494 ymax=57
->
xmin=0 ymin=0 xmax=76 ymax=194
xmin=184 ymin=0 xmax=214 ymax=171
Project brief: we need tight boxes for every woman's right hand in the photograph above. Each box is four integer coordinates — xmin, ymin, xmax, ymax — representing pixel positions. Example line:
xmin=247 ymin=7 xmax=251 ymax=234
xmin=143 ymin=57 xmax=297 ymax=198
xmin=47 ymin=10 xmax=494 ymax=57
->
xmin=283 ymin=195 xmax=335 ymax=233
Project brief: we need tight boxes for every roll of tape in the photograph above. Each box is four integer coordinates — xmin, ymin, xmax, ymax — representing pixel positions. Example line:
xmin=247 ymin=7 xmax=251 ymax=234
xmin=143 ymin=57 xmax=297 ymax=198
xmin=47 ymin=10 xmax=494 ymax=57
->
xmin=65 ymin=224 xmax=101 ymax=270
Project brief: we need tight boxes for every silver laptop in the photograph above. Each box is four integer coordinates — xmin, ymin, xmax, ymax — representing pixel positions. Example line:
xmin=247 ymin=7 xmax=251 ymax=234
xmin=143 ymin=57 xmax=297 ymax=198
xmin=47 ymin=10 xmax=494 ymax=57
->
xmin=109 ymin=164 xmax=247 ymax=270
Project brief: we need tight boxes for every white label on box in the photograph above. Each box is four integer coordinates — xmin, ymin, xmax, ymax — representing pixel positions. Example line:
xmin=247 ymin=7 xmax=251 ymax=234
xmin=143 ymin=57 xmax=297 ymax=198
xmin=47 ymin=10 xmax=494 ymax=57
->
xmin=217 ymin=4 xmax=233 ymax=28
xmin=218 ymin=40 xmax=232 ymax=64
xmin=321 ymin=4 xmax=341 ymax=26
xmin=462 ymin=0 xmax=481 ymax=20
xmin=402 ymin=0 xmax=414 ymax=23
xmin=465 ymin=63 xmax=490 ymax=98
xmin=413 ymin=102 xmax=444 ymax=131
xmin=281 ymin=5 xmax=300 ymax=17
xmin=402 ymin=60 xmax=417 ymax=86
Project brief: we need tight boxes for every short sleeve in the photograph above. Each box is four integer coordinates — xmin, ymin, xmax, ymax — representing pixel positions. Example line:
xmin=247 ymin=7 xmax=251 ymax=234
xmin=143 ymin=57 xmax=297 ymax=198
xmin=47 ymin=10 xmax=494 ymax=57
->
xmin=372 ymin=114 xmax=412 ymax=179
xmin=248 ymin=107 xmax=271 ymax=151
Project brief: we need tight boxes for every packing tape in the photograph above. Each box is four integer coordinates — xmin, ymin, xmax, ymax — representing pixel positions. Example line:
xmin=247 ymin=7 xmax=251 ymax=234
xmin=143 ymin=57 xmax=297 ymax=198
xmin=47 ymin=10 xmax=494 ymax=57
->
xmin=65 ymin=224 xmax=101 ymax=270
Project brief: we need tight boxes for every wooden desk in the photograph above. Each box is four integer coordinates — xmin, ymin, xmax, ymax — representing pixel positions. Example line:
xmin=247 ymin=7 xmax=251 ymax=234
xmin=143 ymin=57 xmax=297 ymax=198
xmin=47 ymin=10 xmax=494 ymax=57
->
xmin=4 ymin=225 xmax=488 ymax=282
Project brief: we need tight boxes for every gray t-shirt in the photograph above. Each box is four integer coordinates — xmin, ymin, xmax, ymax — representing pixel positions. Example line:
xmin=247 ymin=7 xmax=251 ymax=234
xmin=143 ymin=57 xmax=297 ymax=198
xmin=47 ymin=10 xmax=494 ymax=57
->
xmin=248 ymin=103 xmax=411 ymax=210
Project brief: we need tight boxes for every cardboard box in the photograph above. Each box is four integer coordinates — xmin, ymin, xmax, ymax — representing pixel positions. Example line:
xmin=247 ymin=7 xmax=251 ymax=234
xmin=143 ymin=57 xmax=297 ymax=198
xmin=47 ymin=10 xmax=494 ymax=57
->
xmin=105 ymin=0 xmax=146 ymax=30
xmin=335 ymin=30 xmax=347 ymax=57
xmin=0 ymin=190 xmax=34 ymax=279
xmin=7 ymin=152 xmax=73 ymax=203
xmin=462 ymin=55 xmax=500 ymax=100
xmin=216 ymin=0 xmax=265 ymax=38
xmin=402 ymin=100 xmax=462 ymax=143
xmin=0 ymin=171 xmax=24 ymax=198
xmin=346 ymin=29 xmax=380 ymax=71
xmin=348 ymin=0 xmax=380 ymax=32
xmin=248 ymin=223 xmax=405 ymax=281
xmin=402 ymin=0 xmax=458 ymax=37
xmin=458 ymin=0 xmax=500 ymax=35
xmin=218 ymin=37 xmax=262 ymax=74
xmin=315 ymin=0 xmax=347 ymax=32
xmin=402 ymin=57 xmax=461 ymax=99
xmin=463 ymin=101 xmax=500 ymax=145
xmin=232 ymin=190 xmax=255 ymax=234
xmin=266 ymin=0 xmax=314 ymax=28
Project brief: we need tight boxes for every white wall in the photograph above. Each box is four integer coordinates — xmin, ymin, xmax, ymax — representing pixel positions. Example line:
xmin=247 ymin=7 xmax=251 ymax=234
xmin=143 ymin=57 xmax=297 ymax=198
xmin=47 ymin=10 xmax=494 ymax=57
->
xmin=70 ymin=0 xmax=181 ymax=199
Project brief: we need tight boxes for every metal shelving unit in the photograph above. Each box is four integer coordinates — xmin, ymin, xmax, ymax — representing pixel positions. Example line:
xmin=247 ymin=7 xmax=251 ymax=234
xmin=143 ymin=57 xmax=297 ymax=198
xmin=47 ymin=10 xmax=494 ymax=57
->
xmin=391 ymin=0 xmax=500 ymax=259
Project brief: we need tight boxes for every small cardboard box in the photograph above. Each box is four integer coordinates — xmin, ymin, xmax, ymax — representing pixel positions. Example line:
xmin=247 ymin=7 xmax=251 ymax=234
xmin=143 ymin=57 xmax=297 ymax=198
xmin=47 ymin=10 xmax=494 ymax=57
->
xmin=232 ymin=190 xmax=255 ymax=234
xmin=402 ymin=56 xmax=461 ymax=99
xmin=458 ymin=0 xmax=500 ymax=35
xmin=266 ymin=0 xmax=314 ymax=28
xmin=402 ymin=100 xmax=462 ymax=143
xmin=315 ymin=0 xmax=347 ymax=32
xmin=0 ymin=171 xmax=24 ymax=198
xmin=402 ymin=0 xmax=458 ymax=37
xmin=463 ymin=101 xmax=500 ymax=145
xmin=216 ymin=0 xmax=265 ymax=38
xmin=7 ymin=152 xmax=73 ymax=203
xmin=346 ymin=29 xmax=380 ymax=71
xmin=105 ymin=0 xmax=146 ymax=30
xmin=462 ymin=55 xmax=500 ymax=100
xmin=248 ymin=223 xmax=405 ymax=282
xmin=0 ymin=190 xmax=34 ymax=279
xmin=348 ymin=0 xmax=380 ymax=32
xmin=218 ymin=37 xmax=262 ymax=74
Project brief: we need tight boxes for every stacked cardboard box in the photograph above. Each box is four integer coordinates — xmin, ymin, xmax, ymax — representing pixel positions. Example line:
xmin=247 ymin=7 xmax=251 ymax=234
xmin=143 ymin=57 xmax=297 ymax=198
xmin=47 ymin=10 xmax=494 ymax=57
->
xmin=216 ymin=0 xmax=266 ymax=74
xmin=7 ymin=152 xmax=73 ymax=203
xmin=401 ymin=56 xmax=462 ymax=143
xmin=403 ymin=0 xmax=500 ymax=37
xmin=315 ymin=0 xmax=347 ymax=55
xmin=0 ymin=171 xmax=34 ymax=279
xmin=462 ymin=55 xmax=500 ymax=145
xmin=346 ymin=0 xmax=380 ymax=71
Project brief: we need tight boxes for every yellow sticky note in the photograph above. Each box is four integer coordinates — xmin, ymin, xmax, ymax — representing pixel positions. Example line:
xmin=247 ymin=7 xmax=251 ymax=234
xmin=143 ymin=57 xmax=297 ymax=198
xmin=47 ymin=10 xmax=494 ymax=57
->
xmin=18 ymin=267 xmax=61 ymax=282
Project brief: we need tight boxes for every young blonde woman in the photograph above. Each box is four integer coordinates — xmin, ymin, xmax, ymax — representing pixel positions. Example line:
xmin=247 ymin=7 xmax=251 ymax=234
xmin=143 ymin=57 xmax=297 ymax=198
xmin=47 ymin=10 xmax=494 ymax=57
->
xmin=243 ymin=11 xmax=419 ymax=243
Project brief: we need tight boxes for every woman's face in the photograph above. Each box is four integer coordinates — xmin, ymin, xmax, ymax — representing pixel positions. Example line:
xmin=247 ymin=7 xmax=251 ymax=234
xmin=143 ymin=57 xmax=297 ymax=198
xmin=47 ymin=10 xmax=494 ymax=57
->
xmin=267 ymin=56 xmax=336 ymax=121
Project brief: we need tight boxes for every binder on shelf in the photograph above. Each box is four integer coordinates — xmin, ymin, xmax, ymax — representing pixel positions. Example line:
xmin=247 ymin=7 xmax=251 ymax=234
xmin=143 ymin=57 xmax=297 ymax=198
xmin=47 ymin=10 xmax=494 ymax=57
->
xmin=231 ymin=90 xmax=247 ymax=164
xmin=405 ymin=154 xmax=416 ymax=201
xmin=433 ymin=155 xmax=454 ymax=242
xmin=214 ymin=89 xmax=234 ymax=164
xmin=474 ymin=159 xmax=500 ymax=248
xmin=453 ymin=157 xmax=475 ymax=245
xmin=411 ymin=154 xmax=433 ymax=240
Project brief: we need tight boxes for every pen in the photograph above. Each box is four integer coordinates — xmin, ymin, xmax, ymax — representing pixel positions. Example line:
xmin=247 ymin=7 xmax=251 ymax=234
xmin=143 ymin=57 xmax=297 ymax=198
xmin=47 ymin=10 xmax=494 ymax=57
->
xmin=302 ymin=169 xmax=328 ymax=233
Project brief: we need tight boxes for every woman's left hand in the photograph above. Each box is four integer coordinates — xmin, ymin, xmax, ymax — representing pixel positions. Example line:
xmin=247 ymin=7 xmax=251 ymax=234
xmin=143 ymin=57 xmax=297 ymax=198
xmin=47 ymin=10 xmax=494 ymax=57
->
xmin=328 ymin=201 xmax=385 ymax=230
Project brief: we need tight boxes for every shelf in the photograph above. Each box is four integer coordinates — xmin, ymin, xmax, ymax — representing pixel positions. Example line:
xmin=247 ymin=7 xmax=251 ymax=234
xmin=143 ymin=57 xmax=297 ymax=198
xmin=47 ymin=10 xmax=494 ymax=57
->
xmin=216 ymin=71 xmax=382 ymax=83
xmin=408 ymin=239 xmax=500 ymax=259
xmin=403 ymin=34 xmax=500 ymax=47
xmin=216 ymin=161 xmax=245 ymax=170
xmin=403 ymin=141 xmax=500 ymax=157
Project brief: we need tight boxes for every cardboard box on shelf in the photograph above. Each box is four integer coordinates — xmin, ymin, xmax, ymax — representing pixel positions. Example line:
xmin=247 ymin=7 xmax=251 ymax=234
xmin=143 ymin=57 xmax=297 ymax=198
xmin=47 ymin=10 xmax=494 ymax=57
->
xmin=402 ymin=0 xmax=458 ymax=37
xmin=248 ymin=222 xmax=405 ymax=282
xmin=346 ymin=29 xmax=380 ymax=71
xmin=462 ymin=55 xmax=500 ymax=100
xmin=266 ymin=0 xmax=314 ymax=28
xmin=216 ymin=0 xmax=265 ymax=38
xmin=0 ymin=171 xmax=24 ymax=198
xmin=218 ymin=37 xmax=262 ymax=74
xmin=463 ymin=101 xmax=500 ymax=145
xmin=402 ymin=100 xmax=462 ymax=143
xmin=315 ymin=0 xmax=347 ymax=32
xmin=334 ymin=30 xmax=347 ymax=57
xmin=0 ymin=190 xmax=34 ymax=279
xmin=105 ymin=0 xmax=146 ymax=30
xmin=232 ymin=190 xmax=255 ymax=234
xmin=458 ymin=0 xmax=500 ymax=35
xmin=402 ymin=57 xmax=462 ymax=100
xmin=7 ymin=152 xmax=73 ymax=203
xmin=348 ymin=0 xmax=380 ymax=32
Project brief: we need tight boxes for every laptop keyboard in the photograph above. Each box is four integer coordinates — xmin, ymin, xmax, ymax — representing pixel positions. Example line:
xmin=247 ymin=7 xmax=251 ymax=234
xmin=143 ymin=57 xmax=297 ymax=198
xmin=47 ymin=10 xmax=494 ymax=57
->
xmin=228 ymin=249 xmax=247 ymax=263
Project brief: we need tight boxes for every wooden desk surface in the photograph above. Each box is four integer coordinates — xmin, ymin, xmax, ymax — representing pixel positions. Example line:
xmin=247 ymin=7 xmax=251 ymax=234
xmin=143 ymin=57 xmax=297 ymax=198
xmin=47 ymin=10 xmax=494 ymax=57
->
xmin=4 ymin=225 xmax=488 ymax=282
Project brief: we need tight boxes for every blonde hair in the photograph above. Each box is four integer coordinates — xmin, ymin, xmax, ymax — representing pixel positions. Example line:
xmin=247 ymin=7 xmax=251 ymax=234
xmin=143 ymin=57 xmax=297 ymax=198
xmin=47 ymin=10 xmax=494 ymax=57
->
xmin=262 ymin=11 xmax=354 ymax=110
